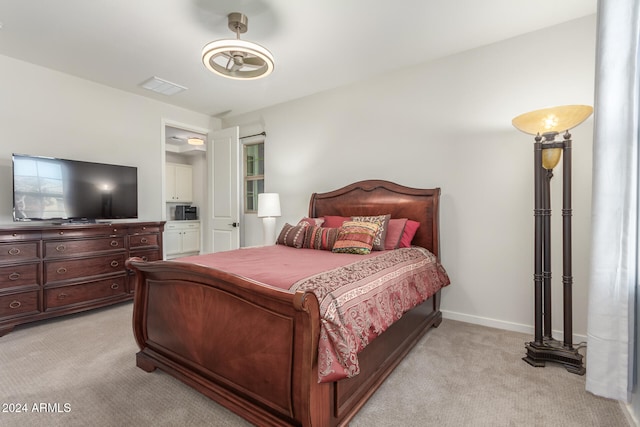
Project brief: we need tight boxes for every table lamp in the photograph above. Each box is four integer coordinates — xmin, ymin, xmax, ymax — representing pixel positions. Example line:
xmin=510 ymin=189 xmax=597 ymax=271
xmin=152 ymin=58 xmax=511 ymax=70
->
xmin=257 ymin=193 xmax=281 ymax=245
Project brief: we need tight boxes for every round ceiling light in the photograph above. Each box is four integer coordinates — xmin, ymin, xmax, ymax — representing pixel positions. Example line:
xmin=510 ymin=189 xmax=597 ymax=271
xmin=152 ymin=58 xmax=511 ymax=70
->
xmin=202 ymin=12 xmax=274 ymax=80
xmin=187 ymin=137 xmax=204 ymax=146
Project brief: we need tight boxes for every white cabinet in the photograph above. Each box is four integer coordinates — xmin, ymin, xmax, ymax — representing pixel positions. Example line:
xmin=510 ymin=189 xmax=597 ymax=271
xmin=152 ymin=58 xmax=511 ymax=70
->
xmin=165 ymin=221 xmax=200 ymax=259
xmin=166 ymin=163 xmax=193 ymax=202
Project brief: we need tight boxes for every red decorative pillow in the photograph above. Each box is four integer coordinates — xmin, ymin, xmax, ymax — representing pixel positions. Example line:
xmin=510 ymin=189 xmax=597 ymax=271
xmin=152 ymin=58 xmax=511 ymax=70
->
xmin=398 ymin=220 xmax=421 ymax=248
xmin=303 ymin=226 xmax=339 ymax=250
xmin=385 ymin=218 xmax=408 ymax=250
xmin=322 ymin=215 xmax=350 ymax=228
xmin=276 ymin=223 xmax=307 ymax=248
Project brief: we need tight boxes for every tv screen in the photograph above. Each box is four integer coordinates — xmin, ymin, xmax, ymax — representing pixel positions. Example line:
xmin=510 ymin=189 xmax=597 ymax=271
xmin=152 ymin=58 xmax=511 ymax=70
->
xmin=12 ymin=154 xmax=138 ymax=222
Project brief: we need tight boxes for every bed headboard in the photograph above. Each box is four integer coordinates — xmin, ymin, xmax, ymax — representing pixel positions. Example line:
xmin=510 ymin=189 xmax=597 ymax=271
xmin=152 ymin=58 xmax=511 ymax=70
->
xmin=309 ymin=180 xmax=441 ymax=258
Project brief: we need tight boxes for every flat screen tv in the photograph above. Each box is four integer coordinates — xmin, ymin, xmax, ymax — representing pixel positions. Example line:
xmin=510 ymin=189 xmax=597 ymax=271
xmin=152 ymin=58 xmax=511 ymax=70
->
xmin=12 ymin=154 xmax=138 ymax=223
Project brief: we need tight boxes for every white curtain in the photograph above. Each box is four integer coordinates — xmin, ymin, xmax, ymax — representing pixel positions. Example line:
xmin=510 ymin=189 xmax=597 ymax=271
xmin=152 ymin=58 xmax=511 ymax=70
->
xmin=586 ymin=0 xmax=640 ymax=402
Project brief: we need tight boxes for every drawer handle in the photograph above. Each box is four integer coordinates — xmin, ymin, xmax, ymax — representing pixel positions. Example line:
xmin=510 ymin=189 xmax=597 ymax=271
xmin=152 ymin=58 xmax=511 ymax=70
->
xmin=111 ymin=283 xmax=119 ymax=290
xmin=110 ymin=240 xmax=119 ymax=247
xmin=140 ymin=238 xmax=149 ymax=244
xmin=56 ymin=244 xmax=66 ymax=252
xmin=56 ymin=267 xmax=68 ymax=274
xmin=57 ymin=293 xmax=68 ymax=300
xmin=8 ymin=247 xmax=21 ymax=256
xmin=110 ymin=260 xmax=119 ymax=268
xmin=9 ymin=300 xmax=21 ymax=309
xmin=8 ymin=272 xmax=20 ymax=281
xmin=141 ymin=256 xmax=149 ymax=262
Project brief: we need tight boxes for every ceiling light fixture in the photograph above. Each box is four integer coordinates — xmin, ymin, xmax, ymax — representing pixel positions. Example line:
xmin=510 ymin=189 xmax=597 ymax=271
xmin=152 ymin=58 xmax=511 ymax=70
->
xmin=187 ymin=137 xmax=204 ymax=146
xmin=201 ymin=12 xmax=274 ymax=80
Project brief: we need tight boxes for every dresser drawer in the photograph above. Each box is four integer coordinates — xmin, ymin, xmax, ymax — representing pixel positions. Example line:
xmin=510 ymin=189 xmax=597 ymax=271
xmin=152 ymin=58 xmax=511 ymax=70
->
xmin=0 ymin=291 xmax=40 ymax=318
xmin=44 ymin=253 xmax=127 ymax=284
xmin=0 ymin=263 xmax=40 ymax=291
xmin=129 ymin=234 xmax=159 ymax=248
xmin=129 ymin=224 xmax=162 ymax=235
xmin=129 ymin=248 xmax=162 ymax=263
xmin=45 ymin=276 xmax=128 ymax=309
xmin=44 ymin=237 xmax=126 ymax=258
xmin=0 ymin=229 xmax=41 ymax=243
xmin=0 ymin=242 xmax=40 ymax=264
xmin=41 ymin=226 xmax=125 ymax=240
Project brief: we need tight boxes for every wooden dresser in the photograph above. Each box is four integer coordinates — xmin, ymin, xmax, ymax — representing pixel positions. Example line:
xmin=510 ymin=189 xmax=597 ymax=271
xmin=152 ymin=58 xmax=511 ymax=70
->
xmin=0 ymin=221 xmax=164 ymax=336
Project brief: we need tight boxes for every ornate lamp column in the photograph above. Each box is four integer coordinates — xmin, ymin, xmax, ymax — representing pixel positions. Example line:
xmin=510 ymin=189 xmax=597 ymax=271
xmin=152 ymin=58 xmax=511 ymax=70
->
xmin=512 ymin=105 xmax=593 ymax=375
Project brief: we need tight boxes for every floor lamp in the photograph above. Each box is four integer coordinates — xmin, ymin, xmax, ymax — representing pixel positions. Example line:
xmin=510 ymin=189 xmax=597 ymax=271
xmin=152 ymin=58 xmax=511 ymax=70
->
xmin=257 ymin=193 xmax=281 ymax=246
xmin=512 ymin=105 xmax=593 ymax=375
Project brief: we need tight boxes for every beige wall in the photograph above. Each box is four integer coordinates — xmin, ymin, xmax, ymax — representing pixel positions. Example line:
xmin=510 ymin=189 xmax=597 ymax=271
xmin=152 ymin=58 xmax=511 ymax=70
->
xmin=0 ymin=14 xmax=597 ymax=341
xmin=0 ymin=55 xmax=219 ymax=224
xmin=225 ymin=15 xmax=597 ymax=339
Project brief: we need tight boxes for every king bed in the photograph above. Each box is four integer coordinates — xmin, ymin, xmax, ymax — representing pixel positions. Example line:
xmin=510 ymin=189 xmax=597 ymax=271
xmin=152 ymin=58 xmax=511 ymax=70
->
xmin=127 ymin=180 xmax=450 ymax=426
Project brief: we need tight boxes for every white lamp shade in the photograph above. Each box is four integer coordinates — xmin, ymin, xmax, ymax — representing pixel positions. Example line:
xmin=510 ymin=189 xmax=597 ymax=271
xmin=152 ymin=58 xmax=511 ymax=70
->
xmin=257 ymin=193 xmax=281 ymax=218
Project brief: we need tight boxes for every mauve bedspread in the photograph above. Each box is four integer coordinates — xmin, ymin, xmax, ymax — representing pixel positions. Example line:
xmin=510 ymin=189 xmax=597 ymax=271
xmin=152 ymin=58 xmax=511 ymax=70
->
xmin=176 ymin=245 xmax=450 ymax=382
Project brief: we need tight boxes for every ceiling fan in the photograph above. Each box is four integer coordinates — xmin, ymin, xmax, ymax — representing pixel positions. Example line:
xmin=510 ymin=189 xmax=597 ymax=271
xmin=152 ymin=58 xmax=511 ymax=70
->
xmin=202 ymin=12 xmax=274 ymax=80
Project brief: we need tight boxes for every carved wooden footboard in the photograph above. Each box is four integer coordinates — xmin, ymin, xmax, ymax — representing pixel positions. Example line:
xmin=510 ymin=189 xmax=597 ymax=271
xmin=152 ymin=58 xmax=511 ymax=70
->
xmin=129 ymin=259 xmax=325 ymax=425
xmin=128 ymin=257 xmax=441 ymax=426
xmin=128 ymin=180 xmax=445 ymax=426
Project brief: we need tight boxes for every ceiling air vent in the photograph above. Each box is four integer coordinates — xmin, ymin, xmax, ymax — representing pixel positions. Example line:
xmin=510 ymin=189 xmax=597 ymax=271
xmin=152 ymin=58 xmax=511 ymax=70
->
xmin=140 ymin=76 xmax=187 ymax=96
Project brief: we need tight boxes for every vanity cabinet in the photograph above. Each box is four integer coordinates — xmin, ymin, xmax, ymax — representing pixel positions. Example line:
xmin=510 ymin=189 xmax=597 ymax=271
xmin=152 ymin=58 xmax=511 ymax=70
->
xmin=164 ymin=221 xmax=200 ymax=259
xmin=166 ymin=163 xmax=193 ymax=202
xmin=0 ymin=221 xmax=164 ymax=336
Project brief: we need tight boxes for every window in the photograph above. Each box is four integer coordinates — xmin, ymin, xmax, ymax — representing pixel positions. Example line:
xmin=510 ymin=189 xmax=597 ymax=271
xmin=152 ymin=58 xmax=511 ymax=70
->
xmin=244 ymin=142 xmax=264 ymax=213
xmin=13 ymin=157 xmax=67 ymax=219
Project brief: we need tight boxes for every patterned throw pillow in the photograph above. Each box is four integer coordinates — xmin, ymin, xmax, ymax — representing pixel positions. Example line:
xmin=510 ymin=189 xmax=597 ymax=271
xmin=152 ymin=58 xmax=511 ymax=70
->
xmin=276 ymin=223 xmax=307 ymax=248
xmin=332 ymin=221 xmax=380 ymax=255
xmin=303 ymin=226 xmax=339 ymax=250
xmin=297 ymin=217 xmax=325 ymax=227
xmin=351 ymin=214 xmax=390 ymax=251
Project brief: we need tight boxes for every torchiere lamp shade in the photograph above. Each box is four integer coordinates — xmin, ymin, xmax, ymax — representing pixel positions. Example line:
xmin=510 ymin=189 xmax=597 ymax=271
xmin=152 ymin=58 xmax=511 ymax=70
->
xmin=512 ymin=105 xmax=593 ymax=136
xmin=513 ymin=105 xmax=593 ymax=169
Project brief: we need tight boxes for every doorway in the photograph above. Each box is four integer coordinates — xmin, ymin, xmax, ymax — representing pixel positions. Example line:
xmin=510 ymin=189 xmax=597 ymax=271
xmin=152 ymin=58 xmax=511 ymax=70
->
xmin=162 ymin=122 xmax=208 ymax=259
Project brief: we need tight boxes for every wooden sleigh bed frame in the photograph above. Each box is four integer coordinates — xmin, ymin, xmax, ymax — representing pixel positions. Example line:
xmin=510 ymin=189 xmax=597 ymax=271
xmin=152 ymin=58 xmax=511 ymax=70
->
xmin=127 ymin=180 xmax=444 ymax=426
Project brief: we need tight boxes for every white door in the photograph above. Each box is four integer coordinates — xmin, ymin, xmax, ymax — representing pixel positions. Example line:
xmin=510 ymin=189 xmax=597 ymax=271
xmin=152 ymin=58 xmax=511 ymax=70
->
xmin=205 ymin=127 xmax=240 ymax=253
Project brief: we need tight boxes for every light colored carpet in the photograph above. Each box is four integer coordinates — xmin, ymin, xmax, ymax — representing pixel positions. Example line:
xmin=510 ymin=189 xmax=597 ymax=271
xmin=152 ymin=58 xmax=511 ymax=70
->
xmin=0 ymin=302 xmax=630 ymax=427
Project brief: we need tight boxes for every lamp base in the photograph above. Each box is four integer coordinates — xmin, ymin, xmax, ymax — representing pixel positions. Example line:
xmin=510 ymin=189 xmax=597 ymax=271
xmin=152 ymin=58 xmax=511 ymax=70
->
xmin=523 ymin=337 xmax=585 ymax=375
xmin=261 ymin=217 xmax=276 ymax=246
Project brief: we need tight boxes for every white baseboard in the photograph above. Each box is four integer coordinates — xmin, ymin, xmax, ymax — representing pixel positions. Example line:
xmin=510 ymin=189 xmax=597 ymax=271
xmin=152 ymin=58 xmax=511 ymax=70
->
xmin=623 ymin=402 xmax=640 ymax=427
xmin=441 ymin=309 xmax=588 ymax=344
